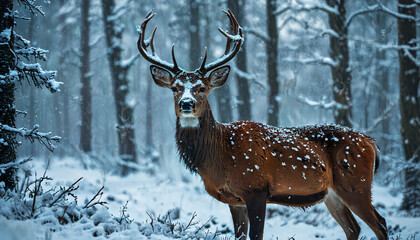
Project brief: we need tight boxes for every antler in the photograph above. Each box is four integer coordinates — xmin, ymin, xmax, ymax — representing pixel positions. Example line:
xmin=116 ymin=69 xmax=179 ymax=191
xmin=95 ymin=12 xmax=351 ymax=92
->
xmin=137 ymin=11 xmax=183 ymax=75
xmin=197 ymin=9 xmax=244 ymax=75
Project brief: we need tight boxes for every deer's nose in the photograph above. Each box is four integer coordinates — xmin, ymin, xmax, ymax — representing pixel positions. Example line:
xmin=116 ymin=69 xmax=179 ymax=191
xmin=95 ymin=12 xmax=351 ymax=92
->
xmin=179 ymin=98 xmax=195 ymax=112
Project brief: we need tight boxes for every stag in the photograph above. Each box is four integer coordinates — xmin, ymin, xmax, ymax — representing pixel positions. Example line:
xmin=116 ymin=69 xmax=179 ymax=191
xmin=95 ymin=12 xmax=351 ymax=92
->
xmin=137 ymin=10 xmax=388 ymax=240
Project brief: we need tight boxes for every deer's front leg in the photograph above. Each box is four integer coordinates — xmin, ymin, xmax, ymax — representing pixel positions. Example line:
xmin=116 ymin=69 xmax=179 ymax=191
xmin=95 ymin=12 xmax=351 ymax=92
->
xmin=244 ymin=191 xmax=267 ymax=240
xmin=229 ymin=205 xmax=249 ymax=240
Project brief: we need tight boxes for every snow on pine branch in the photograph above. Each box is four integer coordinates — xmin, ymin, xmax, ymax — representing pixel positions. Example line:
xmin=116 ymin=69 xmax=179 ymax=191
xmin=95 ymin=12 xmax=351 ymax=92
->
xmin=16 ymin=61 xmax=62 ymax=92
xmin=0 ymin=124 xmax=60 ymax=152
xmin=17 ymin=0 xmax=45 ymax=16
xmin=13 ymin=33 xmax=49 ymax=61
xmin=15 ymin=47 xmax=49 ymax=61
xmin=274 ymin=0 xmax=339 ymax=16
xmin=345 ymin=1 xmax=420 ymax=28
xmin=0 ymin=158 xmax=32 ymax=171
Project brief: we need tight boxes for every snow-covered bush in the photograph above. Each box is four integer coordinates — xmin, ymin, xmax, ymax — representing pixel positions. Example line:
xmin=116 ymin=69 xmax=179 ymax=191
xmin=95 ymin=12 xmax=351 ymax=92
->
xmin=0 ymin=165 xmax=223 ymax=239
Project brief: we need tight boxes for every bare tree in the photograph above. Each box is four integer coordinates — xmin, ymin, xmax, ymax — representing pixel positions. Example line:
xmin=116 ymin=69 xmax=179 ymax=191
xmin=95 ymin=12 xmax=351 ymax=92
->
xmin=397 ymin=0 xmax=420 ymax=213
xmin=214 ymin=2 xmax=233 ymax=123
xmin=189 ymin=0 xmax=200 ymax=69
xmin=325 ymin=0 xmax=352 ymax=127
xmin=266 ymin=0 xmax=280 ymax=126
xmin=372 ymin=13 xmax=393 ymax=151
xmin=80 ymin=0 xmax=92 ymax=153
xmin=101 ymin=0 xmax=138 ymax=176
xmin=228 ymin=0 xmax=251 ymax=121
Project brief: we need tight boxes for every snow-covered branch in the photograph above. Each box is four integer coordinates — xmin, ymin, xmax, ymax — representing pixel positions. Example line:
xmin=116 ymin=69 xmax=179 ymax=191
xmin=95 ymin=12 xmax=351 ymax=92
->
xmin=284 ymin=56 xmax=338 ymax=67
xmin=0 ymin=124 xmax=60 ymax=152
xmin=275 ymin=1 xmax=339 ymax=16
xmin=0 ymin=158 xmax=32 ymax=171
xmin=348 ymin=36 xmax=420 ymax=65
xmin=403 ymin=48 xmax=420 ymax=66
xmin=296 ymin=96 xmax=348 ymax=110
xmin=243 ymin=27 xmax=270 ymax=42
xmin=345 ymin=1 xmax=420 ymax=28
xmin=16 ymin=61 xmax=61 ymax=92
xmin=17 ymin=0 xmax=45 ymax=16
xmin=89 ymin=34 xmax=103 ymax=48
xmin=278 ymin=15 xmax=339 ymax=38
xmin=363 ymin=102 xmax=396 ymax=134
xmin=121 ymin=53 xmax=140 ymax=70
xmin=15 ymin=47 xmax=49 ymax=60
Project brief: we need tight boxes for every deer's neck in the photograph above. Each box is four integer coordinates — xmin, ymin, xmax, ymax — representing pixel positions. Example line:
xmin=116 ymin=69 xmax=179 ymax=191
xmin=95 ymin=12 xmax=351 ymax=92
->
xmin=176 ymin=100 xmax=225 ymax=173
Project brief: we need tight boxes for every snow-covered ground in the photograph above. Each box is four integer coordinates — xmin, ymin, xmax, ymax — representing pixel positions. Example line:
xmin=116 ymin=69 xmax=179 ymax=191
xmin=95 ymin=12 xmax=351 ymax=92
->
xmin=0 ymin=157 xmax=419 ymax=240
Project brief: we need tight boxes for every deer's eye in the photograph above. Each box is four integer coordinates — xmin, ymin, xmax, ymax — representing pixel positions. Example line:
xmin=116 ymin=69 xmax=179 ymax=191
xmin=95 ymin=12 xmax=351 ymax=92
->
xmin=171 ymin=87 xmax=177 ymax=92
xmin=199 ymin=87 xmax=206 ymax=93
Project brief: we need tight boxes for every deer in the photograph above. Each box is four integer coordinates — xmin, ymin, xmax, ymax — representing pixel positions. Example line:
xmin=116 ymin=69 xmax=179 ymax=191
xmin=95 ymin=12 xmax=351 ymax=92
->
xmin=137 ymin=10 xmax=388 ymax=240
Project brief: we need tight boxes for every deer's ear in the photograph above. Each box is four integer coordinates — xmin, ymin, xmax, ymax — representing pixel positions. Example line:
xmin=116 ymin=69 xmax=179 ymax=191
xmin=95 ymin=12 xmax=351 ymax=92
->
xmin=208 ymin=66 xmax=230 ymax=88
xmin=150 ymin=65 xmax=173 ymax=88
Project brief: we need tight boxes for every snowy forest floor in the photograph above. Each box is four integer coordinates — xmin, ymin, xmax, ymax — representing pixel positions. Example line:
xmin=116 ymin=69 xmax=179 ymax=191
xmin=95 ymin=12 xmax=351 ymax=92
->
xmin=0 ymin=157 xmax=419 ymax=240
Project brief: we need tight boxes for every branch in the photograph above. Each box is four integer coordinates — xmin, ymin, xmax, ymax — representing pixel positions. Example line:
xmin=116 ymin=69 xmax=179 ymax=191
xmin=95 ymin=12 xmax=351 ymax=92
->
xmin=242 ymin=27 xmax=270 ymax=42
xmin=284 ymin=56 xmax=338 ymax=67
xmin=89 ymin=34 xmax=103 ymax=48
xmin=403 ymin=48 xmax=420 ymax=66
xmin=49 ymin=177 xmax=83 ymax=207
xmin=278 ymin=15 xmax=339 ymax=38
xmin=347 ymin=36 xmax=420 ymax=65
xmin=83 ymin=186 xmax=108 ymax=209
xmin=121 ymin=53 xmax=140 ymax=70
xmin=17 ymin=0 xmax=45 ymax=16
xmin=275 ymin=1 xmax=339 ymax=16
xmin=364 ymin=102 xmax=396 ymax=134
xmin=31 ymin=168 xmax=52 ymax=216
xmin=16 ymin=61 xmax=61 ymax=92
xmin=0 ymin=157 xmax=32 ymax=170
xmin=0 ymin=124 xmax=60 ymax=152
xmin=345 ymin=1 xmax=420 ymax=28
xmin=296 ymin=96 xmax=348 ymax=110
xmin=15 ymin=47 xmax=49 ymax=61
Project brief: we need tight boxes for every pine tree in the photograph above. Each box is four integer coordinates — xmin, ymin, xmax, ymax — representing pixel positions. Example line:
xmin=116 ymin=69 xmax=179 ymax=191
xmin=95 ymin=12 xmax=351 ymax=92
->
xmin=0 ymin=0 xmax=60 ymax=189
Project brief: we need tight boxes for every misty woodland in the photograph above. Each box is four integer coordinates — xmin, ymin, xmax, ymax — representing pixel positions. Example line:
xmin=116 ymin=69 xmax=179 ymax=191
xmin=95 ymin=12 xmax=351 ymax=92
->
xmin=0 ymin=0 xmax=419 ymax=240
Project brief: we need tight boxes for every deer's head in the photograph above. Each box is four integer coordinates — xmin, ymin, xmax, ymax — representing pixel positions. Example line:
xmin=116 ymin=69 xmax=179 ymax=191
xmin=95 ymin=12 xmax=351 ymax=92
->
xmin=137 ymin=10 xmax=243 ymax=127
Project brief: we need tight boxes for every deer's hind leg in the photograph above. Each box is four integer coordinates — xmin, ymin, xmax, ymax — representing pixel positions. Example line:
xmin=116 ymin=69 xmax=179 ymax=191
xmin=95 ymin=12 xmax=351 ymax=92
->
xmin=335 ymin=190 xmax=388 ymax=240
xmin=324 ymin=190 xmax=360 ymax=240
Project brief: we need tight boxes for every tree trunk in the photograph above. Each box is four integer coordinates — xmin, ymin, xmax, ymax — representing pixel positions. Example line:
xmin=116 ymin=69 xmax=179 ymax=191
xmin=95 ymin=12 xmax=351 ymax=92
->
xmin=374 ymin=13 xmax=391 ymax=152
xmin=266 ymin=0 xmax=279 ymax=126
xmin=0 ymin=0 xmax=17 ymax=190
xmin=101 ymin=0 xmax=137 ymax=176
xmin=228 ymin=0 xmax=251 ymax=121
xmin=59 ymin=0 xmax=70 ymax=155
xmin=145 ymin=77 xmax=153 ymax=157
xmin=213 ymin=1 xmax=232 ymax=123
xmin=189 ymin=0 xmax=200 ymax=69
xmin=397 ymin=0 xmax=420 ymax=213
xmin=80 ymin=0 xmax=92 ymax=153
xmin=27 ymin=9 xmax=36 ymax=156
xmin=325 ymin=0 xmax=352 ymax=128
